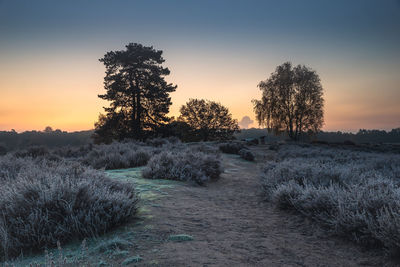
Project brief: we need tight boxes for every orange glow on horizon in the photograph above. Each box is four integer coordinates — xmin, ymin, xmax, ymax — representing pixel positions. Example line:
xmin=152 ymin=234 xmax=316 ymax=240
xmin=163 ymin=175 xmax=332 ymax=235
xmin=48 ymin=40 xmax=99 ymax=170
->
xmin=0 ymin=48 xmax=399 ymax=133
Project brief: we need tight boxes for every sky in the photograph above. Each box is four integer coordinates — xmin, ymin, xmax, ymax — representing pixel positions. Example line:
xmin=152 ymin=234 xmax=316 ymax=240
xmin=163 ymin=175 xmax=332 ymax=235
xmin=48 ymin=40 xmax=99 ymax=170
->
xmin=0 ymin=0 xmax=399 ymax=132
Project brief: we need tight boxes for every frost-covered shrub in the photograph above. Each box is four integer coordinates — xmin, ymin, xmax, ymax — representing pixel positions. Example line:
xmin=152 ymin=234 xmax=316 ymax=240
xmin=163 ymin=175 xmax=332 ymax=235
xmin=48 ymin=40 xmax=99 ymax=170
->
xmin=81 ymin=142 xmax=152 ymax=170
xmin=145 ymin=137 xmax=180 ymax=147
xmin=219 ymin=142 xmax=244 ymax=154
xmin=239 ymin=149 xmax=255 ymax=161
xmin=142 ymin=150 xmax=222 ymax=185
xmin=260 ymin=144 xmax=400 ymax=254
xmin=53 ymin=144 xmax=93 ymax=158
xmin=188 ymin=142 xmax=220 ymax=155
xmin=13 ymin=146 xmax=63 ymax=162
xmin=245 ymin=138 xmax=259 ymax=146
xmin=10 ymin=139 xmax=188 ymax=171
xmin=368 ymin=206 xmax=400 ymax=254
xmin=0 ymin=156 xmax=138 ymax=260
xmin=14 ymin=146 xmax=49 ymax=158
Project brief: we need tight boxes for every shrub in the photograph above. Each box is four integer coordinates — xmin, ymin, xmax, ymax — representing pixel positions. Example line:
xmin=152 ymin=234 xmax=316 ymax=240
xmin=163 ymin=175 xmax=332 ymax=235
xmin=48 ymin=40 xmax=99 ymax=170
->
xmin=81 ymin=142 xmax=152 ymax=170
xmin=260 ymin=144 xmax=400 ymax=254
xmin=145 ymin=136 xmax=180 ymax=147
xmin=142 ymin=150 xmax=222 ymax=185
xmin=10 ymin=139 xmax=185 ymax=170
xmin=245 ymin=138 xmax=259 ymax=146
xmin=14 ymin=146 xmax=49 ymax=158
xmin=0 ymin=156 xmax=138 ymax=260
xmin=188 ymin=142 xmax=220 ymax=155
xmin=239 ymin=149 xmax=255 ymax=161
xmin=219 ymin=142 xmax=245 ymax=154
xmin=53 ymin=144 xmax=93 ymax=158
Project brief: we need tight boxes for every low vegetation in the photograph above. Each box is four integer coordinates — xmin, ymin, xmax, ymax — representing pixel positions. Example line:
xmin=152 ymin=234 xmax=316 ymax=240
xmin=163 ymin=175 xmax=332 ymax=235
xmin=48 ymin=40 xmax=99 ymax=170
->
xmin=81 ymin=142 xmax=152 ymax=170
xmin=238 ymin=148 xmax=255 ymax=161
xmin=0 ymin=156 xmax=139 ymax=261
xmin=219 ymin=142 xmax=255 ymax=161
xmin=142 ymin=149 xmax=222 ymax=185
xmin=13 ymin=139 xmax=183 ymax=171
xmin=260 ymin=144 xmax=400 ymax=254
xmin=219 ymin=142 xmax=244 ymax=154
xmin=7 ymin=134 xmax=399 ymax=264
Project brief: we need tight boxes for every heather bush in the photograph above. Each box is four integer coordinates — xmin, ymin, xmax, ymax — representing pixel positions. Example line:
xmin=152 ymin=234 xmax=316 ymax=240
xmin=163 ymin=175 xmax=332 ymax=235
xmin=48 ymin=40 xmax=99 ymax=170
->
xmin=14 ymin=146 xmax=49 ymax=158
xmin=53 ymin=144 xmax=93 ymax=158
xmin=142 ymin=149 xmax=222 ymax=185
xmin=81 ymin=141 xmax=152 ymax=169
xmin=239 ymin=148 xmax=255 ymax=161
xmin=0 ymin=156 xmax=138 ymax=260
xmin=219 ymin=142 xmax=245 ymax=154
xmin=260 ymin=144 xmax=400 ymax=254
xmin=188 ymin=142 xmax=220 ymax=155
xmin=245 ymin=138 xmax=259 ymax=146
xmin=10 ymin=139 xmax=186 ymax=171
xmin=145 ymin=136 xmax=180 ymax=147
xmin=219 ymin=142 xmax=255 ymax=161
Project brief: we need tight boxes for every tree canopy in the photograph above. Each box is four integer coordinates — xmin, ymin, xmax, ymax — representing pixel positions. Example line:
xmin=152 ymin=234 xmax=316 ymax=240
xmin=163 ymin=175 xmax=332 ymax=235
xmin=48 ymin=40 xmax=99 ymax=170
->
xmin=94 ymin=43 xmax=177 ymax=142
xmin=253 ymin=62 xmax=324 ymax=140
xmin=179 ymin=99 xmax=239 ymax=141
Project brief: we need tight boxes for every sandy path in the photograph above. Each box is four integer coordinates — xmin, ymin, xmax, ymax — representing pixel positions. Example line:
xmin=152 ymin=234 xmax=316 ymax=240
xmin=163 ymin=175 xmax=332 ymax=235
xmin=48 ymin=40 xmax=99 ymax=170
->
xmin=121 ymin=149 xmax=388 ymax=266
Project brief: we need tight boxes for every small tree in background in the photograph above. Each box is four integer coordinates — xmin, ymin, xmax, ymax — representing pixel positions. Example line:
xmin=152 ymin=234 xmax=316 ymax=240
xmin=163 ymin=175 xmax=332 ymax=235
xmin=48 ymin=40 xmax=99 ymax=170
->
xmin=94 ymin=43 xmax=177 ymax=142
xmin=43 ymin=126 xmax=53 ymax=133
xmin=179 ymin=99 xmax=239 ymax=141
xmin=156 ymin=119 xmax=196 ymax=142
xmin=253 ymin=62 xmax=324 ymax=141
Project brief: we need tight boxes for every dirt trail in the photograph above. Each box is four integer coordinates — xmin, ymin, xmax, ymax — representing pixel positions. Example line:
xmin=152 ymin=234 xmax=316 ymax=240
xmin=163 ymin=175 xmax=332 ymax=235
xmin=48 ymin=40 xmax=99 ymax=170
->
xmin=121 ymin=149 xmax=388 ymax=266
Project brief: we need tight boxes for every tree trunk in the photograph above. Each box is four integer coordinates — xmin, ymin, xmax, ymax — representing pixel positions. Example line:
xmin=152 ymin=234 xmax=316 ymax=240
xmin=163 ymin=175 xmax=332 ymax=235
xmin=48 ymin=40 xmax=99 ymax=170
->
xmin=135 ymin=88 xmax=141 ymax=139
xmin=288 ymin=121 xmax=294 ymax=140
xmin=129 ymin=79 xmax=137 ymax=139
xmin=131 ymin=73 xmax=141 ymax=140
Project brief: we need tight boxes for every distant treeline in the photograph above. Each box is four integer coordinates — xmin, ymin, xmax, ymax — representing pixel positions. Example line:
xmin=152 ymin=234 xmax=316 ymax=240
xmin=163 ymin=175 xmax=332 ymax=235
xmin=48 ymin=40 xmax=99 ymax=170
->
xmin=0 ymin=129 xmax=93 ymax=153
xmin=235 ymin=128 xmax=400 ymax=144
xmin=1 ymin=127 xmax=399 ymax=155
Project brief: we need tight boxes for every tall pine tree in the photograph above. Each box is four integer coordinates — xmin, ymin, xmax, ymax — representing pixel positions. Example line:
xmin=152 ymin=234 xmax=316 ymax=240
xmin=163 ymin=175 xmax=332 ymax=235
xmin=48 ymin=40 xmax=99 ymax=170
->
xmin=94 ymin=43 xmax=177 ymax=142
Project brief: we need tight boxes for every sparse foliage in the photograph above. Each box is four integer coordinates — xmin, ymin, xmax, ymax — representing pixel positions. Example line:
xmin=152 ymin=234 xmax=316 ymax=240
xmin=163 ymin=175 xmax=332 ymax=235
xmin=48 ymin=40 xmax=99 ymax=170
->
xmin=253 ymin=62 xmax=324 ymax=140
xmin=179 ymin=99 xmax=239 ymax=141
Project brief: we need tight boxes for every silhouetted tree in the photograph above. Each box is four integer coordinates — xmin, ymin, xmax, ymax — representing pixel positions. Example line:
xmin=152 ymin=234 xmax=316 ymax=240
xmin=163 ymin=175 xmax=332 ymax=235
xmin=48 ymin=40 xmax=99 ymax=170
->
xmin=253 ymin=62 xmax=324 ymax=141
xmin=43 ymin=126 xmax=53 ymax=133
xmin=0 ymin=130 xmax=93 ymax=150
xmin=156 ymin=120 xmax=196 ymax=142
xmin=94 ymin=43 xmax=177 ymax=142
xmin=179 ymin=99 xmax=239 ymax=141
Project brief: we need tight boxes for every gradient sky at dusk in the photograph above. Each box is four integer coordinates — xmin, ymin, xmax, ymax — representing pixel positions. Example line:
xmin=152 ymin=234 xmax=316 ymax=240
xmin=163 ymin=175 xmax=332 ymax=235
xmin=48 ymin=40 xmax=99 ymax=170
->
xmin=0 ymin=0 xmax=399 ymax=132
